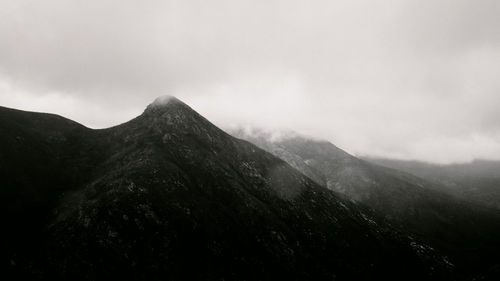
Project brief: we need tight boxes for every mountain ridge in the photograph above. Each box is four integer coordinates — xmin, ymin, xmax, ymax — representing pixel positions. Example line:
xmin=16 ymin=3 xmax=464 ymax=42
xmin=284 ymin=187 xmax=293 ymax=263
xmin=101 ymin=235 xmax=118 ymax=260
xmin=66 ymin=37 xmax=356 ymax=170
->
xmin=363 ymin=157 xmax=500 ymax=211
xmin=0 ymin=98 xmax=452 ymax=280
xmin=232 ymin=127 xmax=500 ymax=280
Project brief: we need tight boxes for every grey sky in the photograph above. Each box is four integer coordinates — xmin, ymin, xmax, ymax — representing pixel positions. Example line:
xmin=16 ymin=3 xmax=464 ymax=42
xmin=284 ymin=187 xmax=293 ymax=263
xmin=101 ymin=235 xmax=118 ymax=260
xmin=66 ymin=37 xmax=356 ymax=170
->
xmin=1 ymin=0 xmax=499 ymax=163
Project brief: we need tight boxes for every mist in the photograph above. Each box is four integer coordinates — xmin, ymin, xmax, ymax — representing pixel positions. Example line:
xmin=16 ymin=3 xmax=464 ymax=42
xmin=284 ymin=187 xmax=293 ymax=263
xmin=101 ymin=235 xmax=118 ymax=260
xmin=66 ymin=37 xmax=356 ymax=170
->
xmin=1 ymin=0 xmax=500 ymax=164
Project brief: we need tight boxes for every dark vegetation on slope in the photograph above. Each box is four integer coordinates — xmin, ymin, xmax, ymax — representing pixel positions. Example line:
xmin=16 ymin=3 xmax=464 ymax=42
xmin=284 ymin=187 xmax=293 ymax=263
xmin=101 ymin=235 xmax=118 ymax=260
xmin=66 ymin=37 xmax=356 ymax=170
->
xmin=0 ymin=99 xmax=452 ymax=280
xmin=233 ymin=128 xmax=500 ymax=280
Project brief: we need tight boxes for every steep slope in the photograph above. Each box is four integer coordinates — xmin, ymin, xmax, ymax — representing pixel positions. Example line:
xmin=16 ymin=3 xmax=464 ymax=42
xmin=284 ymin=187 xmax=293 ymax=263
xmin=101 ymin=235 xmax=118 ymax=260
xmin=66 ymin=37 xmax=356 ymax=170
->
xmin=363 ymin=158 xmax=500 ymax=211
xmin=229 ymin=129 xmax=327 ymax=186
xmin=232 ymin=128 xmax=500 ymax=279
xmin=0 ymin=97 xmax=451 ymax=281
xmin=0 ymin=106 xmax=102 ymax=275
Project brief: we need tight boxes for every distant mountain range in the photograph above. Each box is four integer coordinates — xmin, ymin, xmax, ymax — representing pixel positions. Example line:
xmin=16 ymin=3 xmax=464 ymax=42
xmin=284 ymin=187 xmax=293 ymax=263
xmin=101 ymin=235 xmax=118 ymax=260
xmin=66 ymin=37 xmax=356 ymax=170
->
xmin=232 ymin=127 xmax=500 ymax=280
xmin=363 ymin=158 xmax=500 ymax=211
xmin=0 ymin=97 xmax=454 ymax=280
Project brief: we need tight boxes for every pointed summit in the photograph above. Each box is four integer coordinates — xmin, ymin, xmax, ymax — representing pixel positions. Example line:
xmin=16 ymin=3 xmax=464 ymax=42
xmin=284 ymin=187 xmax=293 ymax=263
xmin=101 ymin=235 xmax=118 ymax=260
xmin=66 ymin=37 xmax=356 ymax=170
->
xmin=141 ymin=95 xmax=203 ymax=126
xmin=135 ymin=95 xmax=229 ymax=142
xmin=141 ymin=95 xmax=205 ymax=121
xmin=144 ymin=95 xmax=185 ymax=113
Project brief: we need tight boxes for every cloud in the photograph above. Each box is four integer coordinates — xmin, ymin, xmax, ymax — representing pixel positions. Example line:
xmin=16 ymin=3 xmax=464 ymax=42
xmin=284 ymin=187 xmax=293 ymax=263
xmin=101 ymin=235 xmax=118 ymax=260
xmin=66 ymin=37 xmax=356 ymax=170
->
xmin=1 ymin=0 xmax=499 ymax=163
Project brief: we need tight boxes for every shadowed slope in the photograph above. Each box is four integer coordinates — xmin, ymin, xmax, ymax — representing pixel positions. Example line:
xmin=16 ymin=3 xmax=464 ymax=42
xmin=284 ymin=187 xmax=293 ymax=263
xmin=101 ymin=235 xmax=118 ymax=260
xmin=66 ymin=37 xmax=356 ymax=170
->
xmin=1 ymin=98 xmax=451 ymax=280
xmin=233 ymin=128 xmax=500 ymax=279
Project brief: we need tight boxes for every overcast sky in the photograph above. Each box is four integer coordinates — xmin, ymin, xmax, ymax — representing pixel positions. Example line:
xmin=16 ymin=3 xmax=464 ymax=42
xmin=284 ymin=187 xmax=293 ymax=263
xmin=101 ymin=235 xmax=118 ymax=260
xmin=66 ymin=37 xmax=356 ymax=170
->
xmin=1 ymin=0 xmax=500 ymax=163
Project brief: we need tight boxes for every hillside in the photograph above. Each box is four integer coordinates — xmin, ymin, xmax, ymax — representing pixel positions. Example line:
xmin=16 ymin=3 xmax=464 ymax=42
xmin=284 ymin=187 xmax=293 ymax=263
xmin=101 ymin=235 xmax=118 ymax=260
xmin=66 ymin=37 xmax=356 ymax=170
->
xmin=232 ymin=128 xmax=500 ymax=279
xmin=0 ymin=97 xmax=451 ymax=280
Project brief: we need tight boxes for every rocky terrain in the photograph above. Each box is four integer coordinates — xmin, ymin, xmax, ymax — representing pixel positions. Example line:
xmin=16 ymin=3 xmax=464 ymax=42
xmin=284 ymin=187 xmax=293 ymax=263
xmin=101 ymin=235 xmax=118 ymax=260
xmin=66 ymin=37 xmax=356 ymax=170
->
xmin=0 ymin=97 xmax=454 ymax=280
xmin=233 ymin=128 xmax=500 ymax=279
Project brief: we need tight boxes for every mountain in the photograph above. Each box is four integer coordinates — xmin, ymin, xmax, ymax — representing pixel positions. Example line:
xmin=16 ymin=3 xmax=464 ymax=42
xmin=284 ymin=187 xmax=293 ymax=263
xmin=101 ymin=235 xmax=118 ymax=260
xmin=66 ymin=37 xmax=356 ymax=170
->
xmin=0 ymin=97 xmax=452 ymax=280
xmin=363 ymin=158 xmax=500 ymax=211
xmin=231 ymin=128 xmax=500 ymax=279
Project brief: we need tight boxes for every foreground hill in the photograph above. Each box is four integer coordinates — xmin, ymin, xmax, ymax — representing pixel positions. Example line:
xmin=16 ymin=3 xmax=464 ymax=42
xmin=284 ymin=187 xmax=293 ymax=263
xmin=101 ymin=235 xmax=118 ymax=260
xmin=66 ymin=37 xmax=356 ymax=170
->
xmin=0 ymin=97 xmax=451 ymax=280
xmin=232 ymin=128 xmax=500 ymax=279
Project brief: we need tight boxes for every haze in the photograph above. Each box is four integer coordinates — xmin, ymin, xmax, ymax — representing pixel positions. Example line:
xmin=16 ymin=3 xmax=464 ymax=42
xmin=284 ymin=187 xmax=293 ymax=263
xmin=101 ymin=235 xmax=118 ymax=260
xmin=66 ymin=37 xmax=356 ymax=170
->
xmin=1 ymin=0 xmax=499 ymax=164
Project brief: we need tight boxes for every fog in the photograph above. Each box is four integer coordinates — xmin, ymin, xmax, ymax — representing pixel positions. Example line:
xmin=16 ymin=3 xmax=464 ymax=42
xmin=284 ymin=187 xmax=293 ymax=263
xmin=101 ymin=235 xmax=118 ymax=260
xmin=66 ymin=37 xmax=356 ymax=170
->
xmin=1 ymin=0 xmax=500 ymax=163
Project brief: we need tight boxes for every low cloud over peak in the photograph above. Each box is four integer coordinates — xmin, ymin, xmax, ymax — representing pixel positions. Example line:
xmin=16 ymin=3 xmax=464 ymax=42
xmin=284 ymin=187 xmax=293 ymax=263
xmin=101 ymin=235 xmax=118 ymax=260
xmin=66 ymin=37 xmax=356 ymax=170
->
xmin=1 ymin=0 xmax=500 ymax=164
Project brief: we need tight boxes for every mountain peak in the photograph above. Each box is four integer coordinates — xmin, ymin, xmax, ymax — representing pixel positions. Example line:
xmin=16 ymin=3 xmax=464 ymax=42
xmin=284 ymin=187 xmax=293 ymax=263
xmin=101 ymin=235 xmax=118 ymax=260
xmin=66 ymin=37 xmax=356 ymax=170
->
xmin=142 ymin=95 xmax=198 ymax=120
xmin=145 ymin=95 xmax=183 ymax=111
xmin=138 ymin=95 xmax=219 ymax=136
